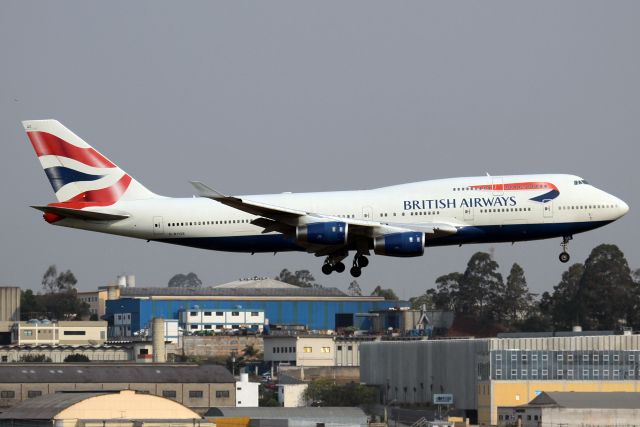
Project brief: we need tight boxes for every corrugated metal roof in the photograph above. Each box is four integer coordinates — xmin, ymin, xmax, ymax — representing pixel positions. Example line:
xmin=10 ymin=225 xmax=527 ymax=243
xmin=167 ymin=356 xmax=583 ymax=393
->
xmin=213 ymin=279 xmax=299 ymax=289
xmin=528 ymin=392 xmax=640 ymax=409
xmin=121 ymin=286 xmax=348 ymax=298
xmin=0 ymin=392 xmax=106 ymax=419
xmin=0 ymin=364 xmax=233 ymax=384
xmin=489 ymin=334 xmax=640 ymax=351
xmin=206 ymin=407 xmax=367 ymax=420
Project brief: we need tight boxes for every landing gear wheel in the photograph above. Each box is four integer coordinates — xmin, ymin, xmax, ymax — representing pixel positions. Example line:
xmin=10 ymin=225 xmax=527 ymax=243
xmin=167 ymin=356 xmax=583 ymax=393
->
xmin=357 ymin=255 xmax=369 ymax=268
xmin=350 ymin=266 xmax=362 ymax=277
xmin=321 ymin=264 xmax=333 ymax=275
xmin=334 ymin=262 xmax=346 ymax=273
xmin=559 ymin=252 xmax=570 ymax=263
xmin=559 ymin=235 xmax=573 ymax=264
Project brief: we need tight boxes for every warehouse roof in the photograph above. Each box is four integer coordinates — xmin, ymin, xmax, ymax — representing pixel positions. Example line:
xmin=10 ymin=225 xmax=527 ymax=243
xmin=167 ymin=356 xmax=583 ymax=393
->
xmin=121 ymin=285 xmax=349 ymax=298
xmin=528 ymin=392 xmax=640 ymax=409
xmin=0 ymin=364 xmax=234 ymax=384
xmin=0 ymin=392 xmax=106 ymax=419
xmin=213 ymin=278 xmax=299 ymax=289
xmin=206 ymin=407 xmax=367 ymax=420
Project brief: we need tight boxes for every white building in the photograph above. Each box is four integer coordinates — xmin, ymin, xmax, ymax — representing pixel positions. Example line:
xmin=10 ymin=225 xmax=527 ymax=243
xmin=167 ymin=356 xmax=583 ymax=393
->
xmin=180 ymin=308 xmax=265 ymax=333
xmin=17 ymin=321 xmax=107 ymax=345
xmin=235 ymin=373 xmax=259 ymax=407
xmin=264 ymin=335 xmax=336 ymax=367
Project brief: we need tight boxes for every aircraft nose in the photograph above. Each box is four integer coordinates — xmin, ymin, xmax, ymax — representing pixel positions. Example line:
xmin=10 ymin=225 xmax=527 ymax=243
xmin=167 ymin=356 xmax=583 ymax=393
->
xmin=619 ymin=199 xmax=630 ymax=216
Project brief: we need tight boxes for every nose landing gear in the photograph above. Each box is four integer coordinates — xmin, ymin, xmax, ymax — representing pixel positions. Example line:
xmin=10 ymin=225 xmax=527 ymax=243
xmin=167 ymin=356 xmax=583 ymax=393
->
xmin=559 ymin=235 xmax=573 ymax=263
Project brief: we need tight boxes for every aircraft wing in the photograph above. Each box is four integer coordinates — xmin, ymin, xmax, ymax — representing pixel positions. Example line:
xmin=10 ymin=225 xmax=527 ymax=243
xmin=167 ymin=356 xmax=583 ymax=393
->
xmin=190 ymin=181 xmax=459 ymax=248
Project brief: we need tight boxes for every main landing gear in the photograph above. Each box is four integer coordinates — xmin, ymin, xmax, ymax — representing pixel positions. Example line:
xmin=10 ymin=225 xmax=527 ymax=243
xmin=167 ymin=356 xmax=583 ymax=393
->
xmin=349 ymin=253 xmax=369 ymax=278
xmin=559 ymin=235 xmax=572 ymax=263
xmin=322 ymin=252 xmax=370 ymax=277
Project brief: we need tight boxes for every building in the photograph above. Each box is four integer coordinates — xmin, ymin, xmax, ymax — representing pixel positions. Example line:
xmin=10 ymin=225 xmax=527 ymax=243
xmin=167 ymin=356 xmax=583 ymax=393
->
xmin=0 ymin=344 xmax=133 ymax=363
xmin=0 ymin=364 xmax=236 ymax=413
xmin=77 ymin=289 xmax=108 ymax=318
xmin=497 ymin=391 xmax=640 ymax=426
xmin=264 ymin=335 xmax=336 ymax=367
xmin=368 ymin=308 xmax=454 ymax=336
xmin=235 ymin=373 xmax=259 ymax=407
xmin=360 ymin=332 xmax=640 ymax=425
xmin=206 ymin=407 xmax=369 ymax=427
xmin=0 ymin=390 xmax=213 ymax=427
xmin=106 ymin=278 xmax=405 ymax=337
xmin=180 ymin=307 xmax=265 ymax=333
xmin=0 ymin=287 xmax=20 ymax=345
xmin=17 ymin=320 xmax=108 ymax=345
xmin=277 ymin=373 xmax=308 ymax=407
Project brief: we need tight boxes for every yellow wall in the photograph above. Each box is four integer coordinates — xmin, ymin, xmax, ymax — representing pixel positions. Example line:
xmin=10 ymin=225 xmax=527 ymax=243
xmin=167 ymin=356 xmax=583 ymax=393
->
xmin=480 ymin=380 xmax=640 ymax=425
xmin=210 ymin=417 xmax=250 ymax=427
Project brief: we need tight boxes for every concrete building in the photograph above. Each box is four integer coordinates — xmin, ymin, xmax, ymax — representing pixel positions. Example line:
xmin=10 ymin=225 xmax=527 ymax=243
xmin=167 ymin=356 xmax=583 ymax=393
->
xmin=360 ymin=333 xmax=640 ymax=425
xmin=77 ymin=289 xmax=108 ymax=318
xmin=106 ymin=278 xmax=405 ymax=337
xmin=206 ymin=407 xmax=369 ymax=427
xmin=0 ymin=390 xmax=213 ymax=427
xmin=264 ymin=335 xmax=336 ymax=367
xmin=0 ymin=287 xmax=20 ymax=345
xmin=497 ymin=391 xmax=640 ymax=426
xmin=0 ymin=364 xmax=236 ymax=413
xmin=277 ymin=373 xmax=309 ymax=407
xmin=17 ymin=320 xmax=108 ymax=345
xmin=180 ymin=307 xmax=265 ymax=333
xmin=235 ymin=373 xmax=259 ymax=407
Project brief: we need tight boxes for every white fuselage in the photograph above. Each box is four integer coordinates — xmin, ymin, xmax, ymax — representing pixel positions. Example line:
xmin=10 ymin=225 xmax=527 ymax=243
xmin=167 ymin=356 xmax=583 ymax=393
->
xmin=53 ymin=173 xmax=628 ymax=253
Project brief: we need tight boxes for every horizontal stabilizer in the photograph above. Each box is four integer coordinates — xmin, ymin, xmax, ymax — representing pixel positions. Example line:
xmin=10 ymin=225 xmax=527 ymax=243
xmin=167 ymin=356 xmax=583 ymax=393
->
xmin=31 ymin=205 xmax=129 ymax=221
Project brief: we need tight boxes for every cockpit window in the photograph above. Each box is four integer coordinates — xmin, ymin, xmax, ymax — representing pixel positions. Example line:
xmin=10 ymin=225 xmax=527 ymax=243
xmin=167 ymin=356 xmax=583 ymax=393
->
xmin=573 ymin=179 xmax=589 ymax=185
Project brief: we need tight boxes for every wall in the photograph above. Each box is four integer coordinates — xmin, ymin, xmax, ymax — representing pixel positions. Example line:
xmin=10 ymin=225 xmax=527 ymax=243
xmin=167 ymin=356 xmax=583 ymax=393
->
xmin=169 ymin=335 xmax=263 ymax=358
xmin=0 ymin=288 xmax=19 ymax=323
xmin=278 ymin=383 xmax=308 ymax=407
xmin=0 ymin=345 xmax=132 ymax=363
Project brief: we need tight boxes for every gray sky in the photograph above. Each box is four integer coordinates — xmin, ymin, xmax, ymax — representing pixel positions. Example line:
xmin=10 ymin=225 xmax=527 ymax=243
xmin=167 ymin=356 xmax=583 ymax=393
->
xmin=1 ymin=1 xmax=638 ymax=299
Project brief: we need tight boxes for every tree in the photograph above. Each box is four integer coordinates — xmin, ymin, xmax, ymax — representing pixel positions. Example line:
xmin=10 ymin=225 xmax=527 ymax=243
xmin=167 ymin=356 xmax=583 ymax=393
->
xmin=275 ymin=269 xmax=319 ymax=288
xmin=371 ymin=285 xmax=398 ymax=300
xmin=578 ymin=244 xmax=635 ymax=330
xmin=347 ymin=280 xmax=362 ymax=296
xmin=503 ymin=263 xmax=533 ymax=324
xmin=168 ymin=272 xmax=203 ymax=288
xmin=461 ymin=252 xmax=504 ymax=320
xmin=548 ymin=263 xmax=585 ymax=330
xmin=20 ymin=289 xmax=43 ymax=320
xmin=432 ymin=272 xmax=464 ymax=311
xmin=303 ymin=379 xmax=377 ymax=406
xmin=41 ymin=265 xmax=78 ymax=294
xmin=64 ymin=354 xmax=90 ymax=362
xmin=409 ymin=291 xmax=435 ymax=310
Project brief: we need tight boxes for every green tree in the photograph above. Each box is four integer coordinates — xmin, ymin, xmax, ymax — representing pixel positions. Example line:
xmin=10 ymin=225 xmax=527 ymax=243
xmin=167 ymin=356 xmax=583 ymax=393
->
xmin=168 ymin=272 xmax=203 ymax=288
xmin=548 ymin=263 xmax=585 ymax=330
xmin=578 ymin=244 xmax=635 ymax=330
xmin=371 ymin=285 xmax=398 ymax=300
xmin=432 ymin=272 xmax=464 ymax=311
xmin=64 ymin=354 xmax=90 ymax=362
xmin=347 ymin=280 xmax=362 ymax=296
xmin=20 ymin=289 xmax=43 ymax=320
xmin=503 ymin=263 xmax=532 ymax=324
xmin=275 ymin=269 xmax=319 ymax=288
xmin=41 ymin=265 xmax=78 ymax=294
xmin=409 ymin=291 xmax=435 ymax=310
xmin=303 ymin=379 xmax=377 ymax=406
xmin=463 ymin=252 xmax=504 ymax=319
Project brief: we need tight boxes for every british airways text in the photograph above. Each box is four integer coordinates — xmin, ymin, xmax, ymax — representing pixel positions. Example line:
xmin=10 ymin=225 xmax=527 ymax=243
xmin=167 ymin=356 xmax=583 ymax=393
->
xmin=403 ymin=196 xmax=517 ymax=210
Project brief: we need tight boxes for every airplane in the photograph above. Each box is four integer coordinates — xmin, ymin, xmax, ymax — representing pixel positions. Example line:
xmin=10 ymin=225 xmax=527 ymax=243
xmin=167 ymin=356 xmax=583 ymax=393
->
xmin=23 ymin=119 xmax=629 ymax=277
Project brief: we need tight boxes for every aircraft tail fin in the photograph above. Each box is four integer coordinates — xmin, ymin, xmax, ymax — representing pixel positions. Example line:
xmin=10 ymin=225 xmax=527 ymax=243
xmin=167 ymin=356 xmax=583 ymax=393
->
xmin=22 ymin=119 xmax=161 ymax=206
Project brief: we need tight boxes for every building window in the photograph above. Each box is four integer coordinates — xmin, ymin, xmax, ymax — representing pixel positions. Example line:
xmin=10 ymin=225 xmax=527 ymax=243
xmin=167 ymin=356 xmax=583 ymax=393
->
xmin=24 ymin=330 xmax=33 ymax=337
xmin=190 ymin=325 xmax=198 ymax=330
xmin=593 ymin=354 xmax=599 ymax=362
xmin=231 ymin=312 xmax=239 ymax=316
xmin=63 ymin=331 xmax=86 ymax=336
xmin=337 ymin=345 xmax=343 ymax=351
xmin=511 ymin=369 xmax=517 ymax=376
xmin=321 ymin=347 xmax=331 ymax=353
xmin=531 ymin=354 xmax=538 ymax=361
xmin=614 ymin=369 xmax=620 ymax=377
xmin=204 ymin=325 xmax=212 ymax=330
xmin=291 ymin=347 xmax=296 ymax=353
xmin=190 ymin=311 xmax=197 ymax=316
xmin=511 ymin=354 xmax=517 ymax=361
xmin=0 ymin=391 xmax=15 ymax=398
xmin=495 ymin=354 xmax=502 ymax=361
xmin=216 ymin=312 xmax=223 ymax=316
xmin=567 ymin=369 xmax=573 ymax=378
xmin=189 ymin=390 xmax=204 ymax=398
xmin=603 ymin=370 xmax=609 ymax=377
xmin=583 ymin=369 xmax=589 ymax=377
xmin=204 ymin=312 xmax=212 ymax=316
xmin=542 ymin=369 xmax=548 ymax=376
xmin=304 ymin=347 xmax=312 ymax=353
xmin=521 ymin=370 xmax=527 ymax=376
xmin=347 ymin=345 xmax=353 ymax=351
xmin=557 ymin=370 xmax=563 ymax=377
xmin=496 ymin=369 xmax=502 ymax=378
xmin=593 ymin=370 xmax=599 ymax=377
xmin=521 ymin=354 xmax=527 ymax=361
xmin=27 ymin=390 xmax=42 ymax=398
xmin=274 ymin=347 xmax=279 ymax=353
xmin=603 ymin=354 xmax=609 ymax=362
xmin=630 ymin=355 xmax=636 ymax=362
xmin=614 ymin=354 xmax=620 ymax=362
xmin=557 ymin=354 xmax=563 ymax=361
xmin=531 ymin=369 xmax=538 ymax=377
xmin=162 ymin=390 xmax=177 ymax=398
xmin=583 ymin=354 xmax=589 ymax=361
xmin=567 ymin=354 xmax=574 ymax=362
xmin=135 ymin=390 xmax=150 ymax=394
xmin=216 ymin=390 xmax=230 ymax=398
xmin=251 ymin=312 xmax=259 ymax=316
xmin=541 ymin=354 xmax=548 ymax=361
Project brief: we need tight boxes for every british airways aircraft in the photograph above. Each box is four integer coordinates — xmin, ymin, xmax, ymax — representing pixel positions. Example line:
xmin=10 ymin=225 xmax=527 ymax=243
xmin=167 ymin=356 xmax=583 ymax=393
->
xmin=24 ymin=120 xmax=629 ymax=277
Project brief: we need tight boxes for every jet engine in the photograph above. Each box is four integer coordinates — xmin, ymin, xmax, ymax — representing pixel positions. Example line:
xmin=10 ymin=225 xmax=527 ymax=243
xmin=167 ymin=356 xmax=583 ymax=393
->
xmin=373 ymin=231 xmax=425 ymax=257
xmin=296 ymin=221 xmax=348 ymax=245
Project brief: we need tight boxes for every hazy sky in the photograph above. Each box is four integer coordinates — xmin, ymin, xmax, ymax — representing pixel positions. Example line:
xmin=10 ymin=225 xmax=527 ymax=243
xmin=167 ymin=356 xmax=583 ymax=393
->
xmin=1 ymin=1 xmax=638 ymax=299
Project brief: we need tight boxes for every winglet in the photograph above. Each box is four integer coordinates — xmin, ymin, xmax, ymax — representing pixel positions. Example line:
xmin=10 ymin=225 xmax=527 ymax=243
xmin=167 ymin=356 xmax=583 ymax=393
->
xmin=189 ymin=181 xmax=229 ymax=199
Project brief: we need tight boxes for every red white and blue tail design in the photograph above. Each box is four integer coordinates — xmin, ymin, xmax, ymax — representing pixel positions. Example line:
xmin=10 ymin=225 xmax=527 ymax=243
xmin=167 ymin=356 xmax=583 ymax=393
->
xmin=23 ymin=119 xmax=159 ymax=208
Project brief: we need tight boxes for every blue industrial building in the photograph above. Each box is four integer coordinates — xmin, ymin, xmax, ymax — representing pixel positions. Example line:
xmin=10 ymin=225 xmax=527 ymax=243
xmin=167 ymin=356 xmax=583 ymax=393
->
xmin=106 ymin=279 xmax=407 ymax=336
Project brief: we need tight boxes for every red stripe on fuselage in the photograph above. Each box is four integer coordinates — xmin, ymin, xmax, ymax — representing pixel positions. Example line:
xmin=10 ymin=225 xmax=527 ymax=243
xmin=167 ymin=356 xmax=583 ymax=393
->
xmin=470 ymin=181 xmax=558 ymax=191
xmin=27 ymin=131 xmax=116 ymax=168
xmin=49 ymin=174 xmax=132 ymax=208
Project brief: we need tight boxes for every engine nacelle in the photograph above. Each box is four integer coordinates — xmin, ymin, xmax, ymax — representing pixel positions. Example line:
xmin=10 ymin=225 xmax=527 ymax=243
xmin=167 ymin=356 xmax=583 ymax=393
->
xmin=373 ymin=231 xmax=425 ymax=257
xmin=296 ymin=221 xmax=348 ymax=245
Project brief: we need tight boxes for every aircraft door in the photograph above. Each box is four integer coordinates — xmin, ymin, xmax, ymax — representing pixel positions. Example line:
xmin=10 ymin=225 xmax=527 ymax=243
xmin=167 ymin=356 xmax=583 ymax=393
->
xmin=153 ymin=216 xmax=164 ymax=235
xmin=543 ymin=201 xmax=553 ymax=219
xmin=463 ymin=206 xmax=474 ymax=222
xmin=492 ymin=177 xmax=503 ymax=196
xmin=362 ymin=206 xmax=373 ymax=220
